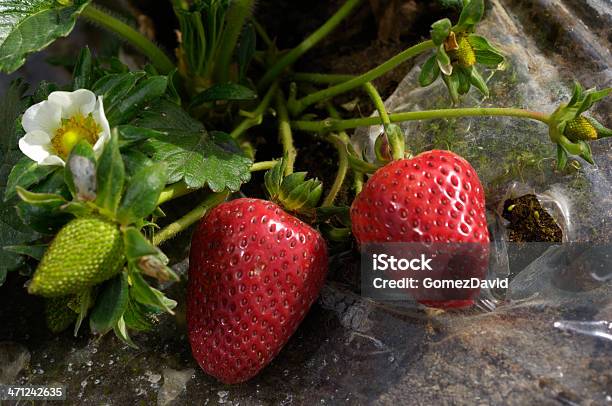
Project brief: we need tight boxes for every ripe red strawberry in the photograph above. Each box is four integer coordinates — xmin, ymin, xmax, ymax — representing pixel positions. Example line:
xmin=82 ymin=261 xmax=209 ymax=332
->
xmin=351 ymin=150 xmax=489 ymax=308
xmin=187 ymin=198 xmax=328 ymax=384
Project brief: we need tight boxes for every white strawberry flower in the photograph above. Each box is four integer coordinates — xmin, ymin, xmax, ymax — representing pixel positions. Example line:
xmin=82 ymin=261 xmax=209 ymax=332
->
xmin=18 ymin=89 xmax=111 ymax=166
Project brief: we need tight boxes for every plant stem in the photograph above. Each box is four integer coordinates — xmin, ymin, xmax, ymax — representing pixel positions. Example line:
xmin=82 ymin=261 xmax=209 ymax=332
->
xmin=252 ymin=19 xmax=274 ymax=50
xmin=153 ymin=191 xmax=229 ymax=246
xmin=325 ymin=102 xmax=362 ymax=194
xmin=157 ymin=161 xmax=278 ymax=205
xmin=292 ymin=107 xmax=551 ymax=132
xmin=257 ymin=0 xmax=364 ymax=90
xmin=81 ymin=4 xmax=174 ymax=74
xmin=229 ymin=83 xmax=278 ymax=139
xmin=276 ymin=91 xmax=297 ymax=175
xmin=157 ymin=181 xmax=192 ymax=206
xmin=362 ymin=82 xmax=390 ymax=125
xmin=292 ymin=72 xmax=354 ymax=85
xmin=322 ymin=133 xmax=349 ymax=207
xmin=251 ymin=160 xmax=278 ymax=172
xmin=214 ymin=0 xmax=256 ymax=83
xmin=289 ymin=40 xmax=435 ymax=115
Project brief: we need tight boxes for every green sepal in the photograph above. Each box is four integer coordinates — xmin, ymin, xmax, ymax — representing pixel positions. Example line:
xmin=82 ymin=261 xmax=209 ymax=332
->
xmin=385 ymin=124 xmax=405 ymax=160
xmin=320 ymin=224 xmax=352 ymax=242
xmin=468 ymin=35 xmax=504 ymax=67
xmin=123 ymin=227 xmax=179 ymax=282
xmin=431 ymin=18 xmax=452 ymax=46
xmin=123 ymin=296 xmax=155 ymax=332
xmin=442 ymin=71 xmax=460 ymax=104
xmin=73 ymin=288 xmax=94 ymax=337
xmin=419 ymin=54 xmax=441 ymax=87
xmin=113 ymin=316 xmax=138 ymax=349
xmin=128 ymin=267 xmax=177 ymax=315
xmin=59 ymin=201 xmax=92 ymax=217
xmin=587 ymin=117 xmax=612 ymax=138
xmin=455 ymin=0 xmax=484 ymax=32
xmin=467 ymin=66 xmax=489 ymax=96
xmin=374 ymin=133 xmax=391 ymax=163
xmin=89 ymin=272 xmax=129 ymax=335
xmin=436 ymin=45 xmax=453 ymax=76
xmin=95 ymin=130 xmax=125 ymax=215
xmin=16 ymin=187 xmax=67 ymax=206
xmin=116 ymin=162 xmax=167 ymax=225
xmin=456 ymin=68 xmax=471 ymax=95
xmin=346 ymin=143 xmax=380 ymax=174
xmin=264 ymin=158 xmax=287 ymax=198
xmin=65 ymin=140 xmax=97 ymax=202
xmin=265 ymin=159 xmax=323 ymax=212
xmin=556 ymin=145 xmax=568 ymax=171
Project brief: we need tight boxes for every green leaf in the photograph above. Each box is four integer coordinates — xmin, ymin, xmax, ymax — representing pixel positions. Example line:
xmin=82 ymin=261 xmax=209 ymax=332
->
xmin=95 ymin=131 xmax=125 ymax=214
xmin=456 ymin=68 xmax=471 ymax=95
xmin=116 ymin=162 xmax=167 ymax=225
xmin=132 ymin=98 xmax=203 ymax=132
xmin=64 ymin=140 xmax=96 ymax=201
xmin=0 ymin=80 xmax=39 ymax=274
xmin=419 ymin=54 xmax=441 ymax=87
xmin=129 ymin=269 xmax=176 ymax=315
xmin=72 ymin=46 xmax=94 ymax=90
xmin=455 ymin=0 xmax=484 ymax=31
xmin=91 ymin=71 xmax=145 ymax=118
xmin=0 ymin=0 xmax=91 ymax=73
xmin=140 ymin=130 xmax=252 ymax=192
xmin=16 ymin=170 xmax=72 ymax=234
xmin=106 ymin=76 xmax=168 ymax=125
xmin=90 ymin=272 xmax=129 ymax=335
xmin=430 ymin=18 xmax=452 ymax=46
xmin=190 ymin=83 xmax=257 ymax=107
xmin=4 ymin=157 xmax=56 ymax=202
xmin=4 ymin=243 xmax=46 ymax=260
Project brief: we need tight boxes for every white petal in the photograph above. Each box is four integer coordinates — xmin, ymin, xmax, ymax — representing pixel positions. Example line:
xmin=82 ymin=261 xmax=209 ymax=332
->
xmin=92 ymin=96 xmax=111 ymax=157
xmin=22 ymin=100 xmax=61 ymax=135
xmin=18 ymin=130 xmax=64 ymax=166
xmin=39 ymin=155 xmax=66 ymax=166
xmin=48 ymin=89 xmax=97 ymax=118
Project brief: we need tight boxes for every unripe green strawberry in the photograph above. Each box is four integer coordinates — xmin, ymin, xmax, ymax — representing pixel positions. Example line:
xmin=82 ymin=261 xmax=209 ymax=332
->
xmin=29 ymin=217 xmax=125 ymax=297
xmin=45 ymin=296 xmax=77 ymax=333
xmin=454 ymin=35 xmax=476 ymax=68
xmin=564 ymin=116 xmax=597 ymax=142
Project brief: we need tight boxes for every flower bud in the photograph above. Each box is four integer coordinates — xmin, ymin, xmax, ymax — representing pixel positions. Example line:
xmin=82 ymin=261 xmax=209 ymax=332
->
xmin=564 ymin=116 xmax=597 ymax=142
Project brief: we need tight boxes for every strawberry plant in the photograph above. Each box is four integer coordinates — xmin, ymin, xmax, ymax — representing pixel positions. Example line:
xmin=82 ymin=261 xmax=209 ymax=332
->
xmin=0 ymin=0 xmax=610 ymax=383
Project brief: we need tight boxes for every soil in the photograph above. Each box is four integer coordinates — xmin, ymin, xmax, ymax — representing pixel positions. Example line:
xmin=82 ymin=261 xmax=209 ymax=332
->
xmin=502 ymin=194 xmax=563 ymax=243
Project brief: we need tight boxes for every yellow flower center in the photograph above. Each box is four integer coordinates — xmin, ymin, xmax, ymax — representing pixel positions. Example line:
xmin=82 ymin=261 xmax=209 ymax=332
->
xmin=51 ymin=113 xmax=102 ymax=159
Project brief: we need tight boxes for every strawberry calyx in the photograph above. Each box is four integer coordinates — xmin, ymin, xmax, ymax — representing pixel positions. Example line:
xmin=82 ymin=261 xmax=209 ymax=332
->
xmin=264 ymin=158 xmax=322 ymax=215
